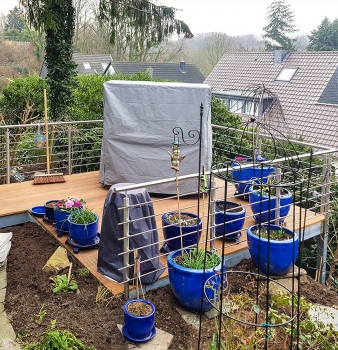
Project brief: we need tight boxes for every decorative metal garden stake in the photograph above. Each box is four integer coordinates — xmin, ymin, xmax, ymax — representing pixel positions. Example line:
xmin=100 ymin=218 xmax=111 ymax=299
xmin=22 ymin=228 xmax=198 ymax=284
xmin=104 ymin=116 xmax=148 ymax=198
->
xmin=168 ymin=140 xmax=186 ymax=254
xmin=133 ymin=251 xmax=144 ymax=299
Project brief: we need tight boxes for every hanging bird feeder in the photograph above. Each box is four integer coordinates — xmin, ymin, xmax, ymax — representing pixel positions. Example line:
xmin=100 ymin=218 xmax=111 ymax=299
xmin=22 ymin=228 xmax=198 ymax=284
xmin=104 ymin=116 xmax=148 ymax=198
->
xmin=34 ymin=124 xmax=46 ymax=148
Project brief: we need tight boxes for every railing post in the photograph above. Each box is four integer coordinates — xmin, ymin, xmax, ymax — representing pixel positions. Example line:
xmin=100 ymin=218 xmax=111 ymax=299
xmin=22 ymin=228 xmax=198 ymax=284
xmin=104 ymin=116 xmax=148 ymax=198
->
xmin=275 ymin=166 xmax=281 ymax=225
xmin=68 ymin=125 xmax=72 ymax=175
xmin=6 ymin=129 xmax=10 ymax=184
xmin=210 ymin=177 xmax=216 ymax=250
xmin=316 ymin=154 xmax=330 ymax=284
xmin=123 ymin=195 xmax=130 ymax=299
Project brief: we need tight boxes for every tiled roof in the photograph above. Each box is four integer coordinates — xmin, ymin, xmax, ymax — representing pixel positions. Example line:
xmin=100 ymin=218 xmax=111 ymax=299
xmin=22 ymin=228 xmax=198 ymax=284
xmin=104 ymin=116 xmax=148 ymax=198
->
xmin=108 ymin=61 xmax=205 ymax=84
xmin=72 ymin=53 xmax=113 ymax=75
xmin=39 ymin=53 xmax=113 ymax=77
xmin=204 ymin=51 xmax=338 ymax=150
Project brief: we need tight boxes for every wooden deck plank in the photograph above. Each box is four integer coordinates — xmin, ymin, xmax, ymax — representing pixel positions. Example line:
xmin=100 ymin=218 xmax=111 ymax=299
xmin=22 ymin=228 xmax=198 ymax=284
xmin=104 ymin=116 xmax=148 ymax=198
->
xmin=0 ymin=171 xmax=325 ymax=296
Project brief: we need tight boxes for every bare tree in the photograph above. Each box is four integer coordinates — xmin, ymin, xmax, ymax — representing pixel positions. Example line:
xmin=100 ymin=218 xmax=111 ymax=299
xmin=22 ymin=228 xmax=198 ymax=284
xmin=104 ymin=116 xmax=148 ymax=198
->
xmin=201 ymin=32 xmax=242 ymax=74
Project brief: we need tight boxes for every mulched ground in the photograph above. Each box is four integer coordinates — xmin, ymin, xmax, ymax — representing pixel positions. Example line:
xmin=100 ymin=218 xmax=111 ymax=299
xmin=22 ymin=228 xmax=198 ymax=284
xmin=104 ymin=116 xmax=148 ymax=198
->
xmin=2 ymin=222 xmax=338 ymax=349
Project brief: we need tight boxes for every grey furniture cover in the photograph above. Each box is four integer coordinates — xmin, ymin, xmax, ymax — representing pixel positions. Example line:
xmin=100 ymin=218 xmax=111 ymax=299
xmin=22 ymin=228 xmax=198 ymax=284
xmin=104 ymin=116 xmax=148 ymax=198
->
xmin=99 ymin=81 xmax=212 ymax=194
xmin=97 ymin=183 xmax=164 ymax=284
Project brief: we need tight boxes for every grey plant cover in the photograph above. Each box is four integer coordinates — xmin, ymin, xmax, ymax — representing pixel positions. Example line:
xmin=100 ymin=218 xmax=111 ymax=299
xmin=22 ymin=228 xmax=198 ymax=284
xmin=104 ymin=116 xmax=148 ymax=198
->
xmin=97 ymin=183 xmax=164 ymax=284
xmin=99 ymin=80 xmax=212 ymax=194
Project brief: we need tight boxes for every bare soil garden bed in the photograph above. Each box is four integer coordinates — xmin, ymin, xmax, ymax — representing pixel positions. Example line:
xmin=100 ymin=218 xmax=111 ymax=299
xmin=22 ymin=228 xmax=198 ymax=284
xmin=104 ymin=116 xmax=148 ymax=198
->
xmin=2 ymin=222 xmax=338 ymax=349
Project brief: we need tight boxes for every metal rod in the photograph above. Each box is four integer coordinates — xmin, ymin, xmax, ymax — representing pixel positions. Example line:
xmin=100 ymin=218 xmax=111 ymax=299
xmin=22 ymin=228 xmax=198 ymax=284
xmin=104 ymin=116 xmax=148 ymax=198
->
xmin=68 ymin=125 xmax=72 ymax=175
xmin=209 ymin=178 xmax=216 ymax=250
xmin=317 ymin=154 xmax=330 ymax=284
xmin=6 ymin=129 xmax=10 ymax=184
xmin=123 ymin=195 xmax=130 ymax=299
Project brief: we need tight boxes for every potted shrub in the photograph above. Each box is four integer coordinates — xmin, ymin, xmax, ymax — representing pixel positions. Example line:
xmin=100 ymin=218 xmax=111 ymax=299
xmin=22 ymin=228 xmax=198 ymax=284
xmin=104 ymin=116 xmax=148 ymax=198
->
xmin=214 ymin=200 xmax=246 ymax=240
xmin=161 ymin=211 xmax=202 ymax=252
xmin=44 ymin=199 xmax=59 ymax=222
xmin=53 ymin=196 xmax=85 ymax=236
xmin=247 ymin=224 xmax=299 ymax=275
xmin=68 ymin=207 xmax=99 ymax=245
xmin=122 ymin=299 xmax=156 ymax=342
xmin=248 ymin=184 xmax=292 ymax=224
xmin=167 ymin=248 xmax=226 ymax=312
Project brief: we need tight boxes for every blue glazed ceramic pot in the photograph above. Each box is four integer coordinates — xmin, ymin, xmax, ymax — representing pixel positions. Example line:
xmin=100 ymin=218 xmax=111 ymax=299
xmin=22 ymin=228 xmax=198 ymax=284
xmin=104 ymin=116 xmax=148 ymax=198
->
xmin=247 ymin=224 xmax=299 ymax=276
xmin=123 ymin=299 xmax=155 ymax=341
xmin=215 ymin=201 xmax=245 ymax=240
xmin=248 ymin=186 xmax=292 ymax=223
xmin=168 ymin=248 xmax=226 ymax=312
xmin=44 ymin=200 xmax=59 ymax=221
xmin=232 ymin=164 xmax=274 ymax=196
xmin=162 ymin=212 xmax=202 ymax=252
xmin=68 ymin=214 xmax=99 ymax=245
xmin=54 ymin=209 xmax=71 ymax=232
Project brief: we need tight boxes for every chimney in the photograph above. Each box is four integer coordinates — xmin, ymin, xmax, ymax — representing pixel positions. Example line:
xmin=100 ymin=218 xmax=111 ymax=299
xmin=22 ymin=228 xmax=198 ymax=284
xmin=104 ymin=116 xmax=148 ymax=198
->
xmin=273 ymin=50 xmax=289 ymax=64
xmin=180 ymin=61 xmax=186 ymax=73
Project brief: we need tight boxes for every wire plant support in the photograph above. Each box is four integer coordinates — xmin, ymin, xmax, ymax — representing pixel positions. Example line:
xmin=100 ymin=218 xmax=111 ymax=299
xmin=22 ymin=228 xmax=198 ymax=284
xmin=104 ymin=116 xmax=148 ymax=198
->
xmin=205 ymin=83 xmax=318 ymax=349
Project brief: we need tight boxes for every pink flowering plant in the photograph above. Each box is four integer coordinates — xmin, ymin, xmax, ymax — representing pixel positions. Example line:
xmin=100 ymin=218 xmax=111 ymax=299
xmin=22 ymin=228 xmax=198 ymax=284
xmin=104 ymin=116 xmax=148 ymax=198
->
xmin=54 ymin=196 xmax=85 ymax=212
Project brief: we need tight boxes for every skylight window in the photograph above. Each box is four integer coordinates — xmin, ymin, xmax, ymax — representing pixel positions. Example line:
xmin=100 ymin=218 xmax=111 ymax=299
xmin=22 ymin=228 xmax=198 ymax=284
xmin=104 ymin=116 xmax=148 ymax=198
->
xmin=276 ymin=68 xmax=297 ymax=82
xmin=83 ymin=62 xmax=91 ymax=69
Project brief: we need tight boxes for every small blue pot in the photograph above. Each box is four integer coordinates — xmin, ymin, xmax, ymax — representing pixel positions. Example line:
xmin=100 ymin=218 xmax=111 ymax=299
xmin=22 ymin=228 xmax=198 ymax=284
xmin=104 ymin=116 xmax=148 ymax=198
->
xmin=123 ymin=299 xmax=155 ymax=341
xmin=168 ymin=249 xmax=226 ymax=312
xmin=248 ymin=186 xmax=292 ymax=223
xmin=68 ymin=214 xmax=99 ymax=245
xmin=54 ymin=209 xmax=71 ymax=232
xmin=247 ymin=224 xmax=299 ymax=275
xmin=215 ymin=201 xmax=245 ymax=240
xmin=162 ymin=212 xmax=202 ymax=252
xmin=232 ymin=165 xmax=274 ymax=196
xmin=44 ymin=200 xmax=59 ymax=221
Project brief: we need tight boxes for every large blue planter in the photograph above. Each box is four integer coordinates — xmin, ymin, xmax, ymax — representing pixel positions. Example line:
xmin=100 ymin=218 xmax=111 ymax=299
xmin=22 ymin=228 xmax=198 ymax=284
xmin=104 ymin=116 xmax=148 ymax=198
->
xmin=232 ymin=164 xmax=274 ymax=196
xmin=168 ymin=249 xmax=226 ymax=312
xmin=162 ymin=212 xmax=202 ymax=252
xmin=248 ymin=186 xmax=292 ymax=223
xmin=123 ymin=299 xmax=156 ymax=342
xmin=215 ymin=201 xmax=245 ymax=240
xmin=54 ymin=209 xmax=72 ymax=232
xmin=68 ymin=214 xmax=99 ymax=245
xmin=247 ymin=224 xmax=299 ymax=276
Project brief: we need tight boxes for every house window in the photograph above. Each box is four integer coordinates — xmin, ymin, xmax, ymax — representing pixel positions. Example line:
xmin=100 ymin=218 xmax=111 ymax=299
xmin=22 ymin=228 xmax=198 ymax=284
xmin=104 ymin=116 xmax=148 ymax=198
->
xmin=83 ymin=63 xmax=91 ymax=69
xmin=229 ymin=99 xmax=243 ymax=113
xmin=276 ymin=68 xmax=297 ymax=82
xmin=243 ymin=101 xmax=259 ymax=116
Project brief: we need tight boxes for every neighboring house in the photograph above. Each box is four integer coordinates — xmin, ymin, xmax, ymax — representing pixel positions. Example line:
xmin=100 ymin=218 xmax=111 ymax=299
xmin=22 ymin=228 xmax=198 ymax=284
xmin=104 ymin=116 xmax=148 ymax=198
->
xmin=40 ymin=53 xmax=113 ymax=77
xmin=104 ymin=61 xmax=205 ymax=84
xmin=204 ymin=50 xmax=338 ymax=150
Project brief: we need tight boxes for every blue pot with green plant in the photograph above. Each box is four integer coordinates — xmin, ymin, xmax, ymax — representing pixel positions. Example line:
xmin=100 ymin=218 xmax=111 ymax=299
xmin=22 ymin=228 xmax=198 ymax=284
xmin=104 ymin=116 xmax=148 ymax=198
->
xmin=232 ymin=158 xmax=275 ymax=197
xmin=162 ymin=212 xmax=202 ymax=252
xmin=247 ymin=224 xmax=298 ymax=275
xmin=53 ymin=197 xmax=85 ymax=234
xmin=248 ymin=185 xmax=292 ymax=223
xmin=68 ymin=208 xmax=98 ymax=245
xmin=167 ymin=248 xmax=226 ymax=312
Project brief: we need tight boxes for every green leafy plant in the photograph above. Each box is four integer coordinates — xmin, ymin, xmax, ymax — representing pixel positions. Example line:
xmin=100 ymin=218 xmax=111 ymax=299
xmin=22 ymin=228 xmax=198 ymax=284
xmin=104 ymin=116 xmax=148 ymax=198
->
xmin=76 ymin=268 xmax=90 ymax=278
xmin=50 ymin=274 xmax=78 ymax=294
xmin=252 ymin=226 xmax=292 ymax=241
xmin=69 ymin=207 xmax=97 ymax=225
xmin=176 ymin=248 xmax=220 ymax=269
xmin=23 ymin=320 xmax=94 ymax=350
xmin=37 ymin=305 xmax=46 ymax=324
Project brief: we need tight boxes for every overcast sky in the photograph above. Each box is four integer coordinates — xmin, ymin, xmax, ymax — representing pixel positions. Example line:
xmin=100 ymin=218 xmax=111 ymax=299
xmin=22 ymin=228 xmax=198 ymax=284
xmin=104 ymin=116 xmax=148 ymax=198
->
xmin=1 ymin=0 xmax=337 ymax=37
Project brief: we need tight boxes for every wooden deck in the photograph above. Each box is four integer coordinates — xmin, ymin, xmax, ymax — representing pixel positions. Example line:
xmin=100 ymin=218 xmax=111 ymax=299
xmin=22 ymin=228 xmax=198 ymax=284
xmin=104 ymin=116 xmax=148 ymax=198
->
xmin=0 ymin=171 xmax=325 ymax=296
